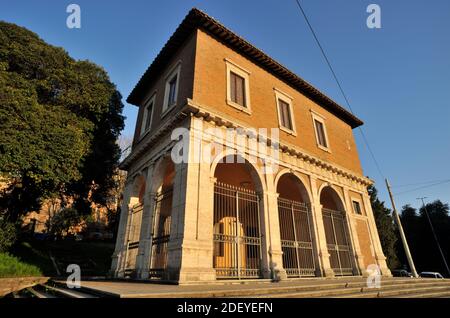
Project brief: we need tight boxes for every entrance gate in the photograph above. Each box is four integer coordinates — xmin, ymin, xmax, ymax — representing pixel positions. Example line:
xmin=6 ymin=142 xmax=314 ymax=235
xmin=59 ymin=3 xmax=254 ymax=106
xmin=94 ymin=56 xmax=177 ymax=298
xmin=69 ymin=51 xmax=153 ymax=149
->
xmin=322 ymin=208 xmax=354 ymax=276
xmin=149 ymin=189 xmax=173 ymax=278
xmin=278 ymin=198 xmax=316 ymax=277
xmin=213 ymin=182 xmax=262 ymax=279
xmin=124 ymin=202 xmax=143 ymax=276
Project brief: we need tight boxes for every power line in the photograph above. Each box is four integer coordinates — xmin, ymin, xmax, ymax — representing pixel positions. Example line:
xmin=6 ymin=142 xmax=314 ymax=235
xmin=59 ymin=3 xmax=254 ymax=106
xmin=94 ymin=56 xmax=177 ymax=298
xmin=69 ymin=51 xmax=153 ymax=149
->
xmin=394 ymin=179 xmax=450 ymax=196
xmin=293 ymin=0 xmax=385 ymax=179
xmin=392 ymin=179 xmax=450 ymax=188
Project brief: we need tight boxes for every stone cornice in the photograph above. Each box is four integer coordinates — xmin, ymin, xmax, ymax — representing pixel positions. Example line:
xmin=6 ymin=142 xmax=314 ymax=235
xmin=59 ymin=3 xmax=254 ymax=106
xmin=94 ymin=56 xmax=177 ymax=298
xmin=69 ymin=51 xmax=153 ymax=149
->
xmin=120 ymin=98 xmax=374 ymax=187
xmin=119 ymin=109 xmax=189 ymax=170
xmin=185 ymin=99 xmax=374 ymax=187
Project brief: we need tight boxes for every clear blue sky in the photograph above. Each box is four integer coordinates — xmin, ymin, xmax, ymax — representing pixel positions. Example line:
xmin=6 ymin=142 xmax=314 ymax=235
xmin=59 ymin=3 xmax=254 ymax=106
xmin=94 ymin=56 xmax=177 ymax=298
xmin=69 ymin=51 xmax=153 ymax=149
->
xmin=1 ymin=0 xmax=449 ymax=211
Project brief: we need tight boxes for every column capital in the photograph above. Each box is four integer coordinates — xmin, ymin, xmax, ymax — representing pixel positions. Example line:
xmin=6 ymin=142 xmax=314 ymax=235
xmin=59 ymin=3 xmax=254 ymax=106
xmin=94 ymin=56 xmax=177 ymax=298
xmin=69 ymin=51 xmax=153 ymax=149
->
xmin=264 ymin=191 xmax=279 ymax=198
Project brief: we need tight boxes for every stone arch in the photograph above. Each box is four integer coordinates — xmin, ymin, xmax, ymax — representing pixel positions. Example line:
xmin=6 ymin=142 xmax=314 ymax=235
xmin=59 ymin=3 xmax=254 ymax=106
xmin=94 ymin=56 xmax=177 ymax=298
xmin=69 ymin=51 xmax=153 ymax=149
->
xmin=319 ymin=184 xmax=355 ymax=276
xmin=150 ymin=155 xmax=175 ymax=194
xmin=211 ymin=152 xmax=267 ymax=278
xmin=211 ymin=150 xmax=266 ymax=192
xmin=319 ymin=184 xmax=346 ymax=212
xmin=130 ymin=171 xmax=147 ymax=205
xmin=275 ymin=169 xmax=311 ymax=204
xmin=275 ymin=171 xmax=317 ymax=277
xmin=148 ymin=154 xmax=175 ymax=275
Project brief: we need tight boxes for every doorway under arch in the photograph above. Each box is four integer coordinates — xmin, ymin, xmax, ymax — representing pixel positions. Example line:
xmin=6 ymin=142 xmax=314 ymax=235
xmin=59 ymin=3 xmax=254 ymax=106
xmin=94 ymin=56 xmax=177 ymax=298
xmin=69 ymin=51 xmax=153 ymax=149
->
xmin=277 ymin=173 xmax=317 ymax=277
xmin=213 ymin=155 xmax=264 ymax=279
xmin=124 ymin=173 xmax=146 ymax=276
xmin=320 ymin=186 xmax=354 ymax=276
xmin=149 ymin=157 xmax=175 ymax=278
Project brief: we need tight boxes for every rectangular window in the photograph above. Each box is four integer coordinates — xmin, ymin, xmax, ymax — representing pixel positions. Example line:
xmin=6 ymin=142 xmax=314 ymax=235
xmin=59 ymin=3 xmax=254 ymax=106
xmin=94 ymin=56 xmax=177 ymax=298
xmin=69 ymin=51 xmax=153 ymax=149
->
xmin=274 ymin=89 xmax=296 ymax=134
xmin=168 ymin=75 xmax=177 ymax=106
xmin=225 ymin=59 xmax=251 ymax=113
xmin=140 ymin=95 xmax=155 ymax=137
xmin=162 ymin=61 xmax=181 ymax=115
xmin=352 ymin=200 xmax=362 ymax=215
xmin=144 ymin=101 xmax=153 ymax=131
xmin=314 ymin=119 xmax=328 ymax=148
xmin=230 ymin=71 xmax=246 ymax=107
xmin=278 ymin=99 xmax=293 ymax=130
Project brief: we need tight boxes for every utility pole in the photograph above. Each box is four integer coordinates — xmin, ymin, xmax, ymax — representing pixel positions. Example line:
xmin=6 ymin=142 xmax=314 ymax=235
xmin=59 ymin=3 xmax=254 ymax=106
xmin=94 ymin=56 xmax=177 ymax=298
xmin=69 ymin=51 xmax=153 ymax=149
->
xmin=417 ymin=197 xmax=450 ymax=277
xmin=385 ymin=179 xmax=419 ymax=278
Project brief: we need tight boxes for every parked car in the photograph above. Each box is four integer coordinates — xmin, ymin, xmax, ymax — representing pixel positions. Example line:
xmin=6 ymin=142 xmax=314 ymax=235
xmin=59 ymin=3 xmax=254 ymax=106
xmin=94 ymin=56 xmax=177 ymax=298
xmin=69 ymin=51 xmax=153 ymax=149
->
xmin=391 ymin=269 xmax=413 ymax=277
xmin=419 ymin=272 xmax=444 ymax=279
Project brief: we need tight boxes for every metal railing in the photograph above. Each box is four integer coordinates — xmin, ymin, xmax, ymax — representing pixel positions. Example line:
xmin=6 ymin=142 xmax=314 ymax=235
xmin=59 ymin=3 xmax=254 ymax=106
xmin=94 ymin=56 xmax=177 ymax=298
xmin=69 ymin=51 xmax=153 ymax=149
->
xmin=213 ymin=182 xmax=262 ymax=279
xmin=322 ymin=208 xmax=354 ymax=276
xmin=278 ymin=198 xmax=316 ymax=277
xmin=149 ymin=189 xmax=173 ymax=278
xmin=123 ymin=202 xmax=144 ymax=276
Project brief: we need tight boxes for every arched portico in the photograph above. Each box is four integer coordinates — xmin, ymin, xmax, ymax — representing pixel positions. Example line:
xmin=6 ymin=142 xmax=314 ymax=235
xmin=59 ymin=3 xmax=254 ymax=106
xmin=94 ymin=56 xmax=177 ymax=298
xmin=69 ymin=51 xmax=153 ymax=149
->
xmin=276 ymin=173 xmax=317 ymax=277
xmin=212 ymin=154 xmax=266 ymax=279
xmin=319 ymin=185 xmax=355 ymax=276
xmin=148 ymin=156 xmax=175 ymax=278
xmin=123 ymin=172 xmax=146 ymax=276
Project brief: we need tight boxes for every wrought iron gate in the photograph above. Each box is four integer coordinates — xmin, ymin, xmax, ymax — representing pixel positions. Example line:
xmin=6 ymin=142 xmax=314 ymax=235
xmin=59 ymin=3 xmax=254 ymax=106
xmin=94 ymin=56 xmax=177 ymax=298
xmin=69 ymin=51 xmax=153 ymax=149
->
xmin=213 ymin=182 xmax=262 ymax=279
xmin=149 ymin=189 xmax=173 ymax=278
xmin=278 ymin=198 xmax=316 ymax=277
xmin=124 ymin=202 xmax=143 ymax=276
xmin=322 ymin=208 xmax=354 ymax=276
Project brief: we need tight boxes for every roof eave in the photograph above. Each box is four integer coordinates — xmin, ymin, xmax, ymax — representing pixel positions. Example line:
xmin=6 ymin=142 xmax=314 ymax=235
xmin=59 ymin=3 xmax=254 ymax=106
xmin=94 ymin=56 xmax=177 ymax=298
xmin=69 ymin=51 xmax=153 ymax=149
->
xmin=127 ymin=8 xmax=364 ymax=129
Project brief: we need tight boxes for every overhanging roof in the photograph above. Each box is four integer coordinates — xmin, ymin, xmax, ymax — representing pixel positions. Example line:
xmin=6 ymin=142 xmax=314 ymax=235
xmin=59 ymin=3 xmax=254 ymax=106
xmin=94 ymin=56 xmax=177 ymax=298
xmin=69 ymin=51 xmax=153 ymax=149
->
xmin=127 ymin=8 xmax=364 ymax=128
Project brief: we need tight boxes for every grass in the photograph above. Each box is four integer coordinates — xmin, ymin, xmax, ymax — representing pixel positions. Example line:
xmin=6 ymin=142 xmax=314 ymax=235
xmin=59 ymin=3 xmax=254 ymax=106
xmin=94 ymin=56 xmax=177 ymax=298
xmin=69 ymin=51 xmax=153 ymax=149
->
xmin=0 ymin=252 xmax=43 ymax=278
xmin=10 ymin=240 xmax=115 ymax=276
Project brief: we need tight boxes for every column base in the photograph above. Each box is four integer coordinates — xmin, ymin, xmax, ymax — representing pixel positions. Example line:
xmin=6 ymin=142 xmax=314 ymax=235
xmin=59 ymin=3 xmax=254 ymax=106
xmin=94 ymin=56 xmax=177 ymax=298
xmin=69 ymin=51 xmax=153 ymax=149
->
xmin=271 ymin=268 xmax=287 ymax=281
xmin=321 ymin=268 xmax=335 ymax=278
xmin=177 ymin=268 xmax=217 ymax=284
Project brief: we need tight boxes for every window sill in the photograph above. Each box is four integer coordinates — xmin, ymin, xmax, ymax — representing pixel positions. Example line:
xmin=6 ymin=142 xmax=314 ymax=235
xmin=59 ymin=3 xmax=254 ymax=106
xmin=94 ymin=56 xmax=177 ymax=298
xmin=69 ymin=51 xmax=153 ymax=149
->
xmin=317 ymin=144 xmax=331 ymax=153
xmin=161 ymin=102 xmax=177 ymax=119
xmin=139 ymin=128 xmax=151 ymax=141
xmin=226 ymin=99 xmax=252 ymax=115
xmin=279 ymin=126 xmax=297 ymax=136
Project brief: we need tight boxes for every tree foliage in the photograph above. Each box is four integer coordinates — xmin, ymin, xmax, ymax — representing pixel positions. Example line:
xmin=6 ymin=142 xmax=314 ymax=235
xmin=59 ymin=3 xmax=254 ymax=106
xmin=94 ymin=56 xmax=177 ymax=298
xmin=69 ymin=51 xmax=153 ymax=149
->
xmin=399 ymin=200 xmax=450 ymax=277
xmin=0 ymin=219 xmax=16 ymax=252
xmin=0 ymin=21 xmax=124 ymax=220
xmin=368 ymin=185 xmax=400 ymax=269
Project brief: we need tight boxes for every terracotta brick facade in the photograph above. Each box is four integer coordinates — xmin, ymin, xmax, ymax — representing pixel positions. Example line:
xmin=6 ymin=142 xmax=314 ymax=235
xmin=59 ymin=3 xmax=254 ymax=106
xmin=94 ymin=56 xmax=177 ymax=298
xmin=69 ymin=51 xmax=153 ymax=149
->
xmin=112 ymin=9 xmax=391 ymax=283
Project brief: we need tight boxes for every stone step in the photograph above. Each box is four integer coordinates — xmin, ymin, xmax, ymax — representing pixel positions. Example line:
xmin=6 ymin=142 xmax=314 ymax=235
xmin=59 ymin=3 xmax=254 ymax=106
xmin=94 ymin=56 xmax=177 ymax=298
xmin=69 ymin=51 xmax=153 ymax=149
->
xmin=245 ymin=281 xmax=450 ymax=298
xmin=392 ymin=289 xmax=450 ymax=298
xmin=26 ymin=287 xmax=57 ymax=299
xmin=58 ymin=278 xmax=450 ymax=298
xmin=334 ymin=285 xmax=450 ymax=298
xmin=42 ymin=284 xmax=98 ymax=298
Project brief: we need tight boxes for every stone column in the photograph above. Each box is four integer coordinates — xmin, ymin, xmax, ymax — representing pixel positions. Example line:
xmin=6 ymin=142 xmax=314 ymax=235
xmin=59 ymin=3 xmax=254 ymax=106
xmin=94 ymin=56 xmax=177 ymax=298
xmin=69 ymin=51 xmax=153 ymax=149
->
xmin=174 ymin=125 xmax=216 ymax=283
xmin=261 ymin=170 xmax=287 ymax=280
xmin=110 ymin=181 xmax=133 ymax=278
xmin=343 ymin=187 xmax=368 ymax=276
xmin=309 ymin=177 xmax=334 ymax=277
xmin=362 ymin=193 xmax=392 ymax=277
xmin=136 ymin=164 xmax=156 ymax=279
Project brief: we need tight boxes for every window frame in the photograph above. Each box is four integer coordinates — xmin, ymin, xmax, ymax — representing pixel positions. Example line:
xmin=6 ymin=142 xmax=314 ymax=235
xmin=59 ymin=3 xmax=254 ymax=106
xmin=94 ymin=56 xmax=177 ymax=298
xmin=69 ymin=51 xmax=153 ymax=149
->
xmin=225 ymin=58 xmax=251 ymax=114
xmin=140 ymin=93 xmax=156 ymax=138
xmin=351 ymin=198 xmax=364 ymax=215
xmin=162 ymin=61 xmax=181 ymax=117
xmin=311 ymin=110 xmax=331 ymax=152
xmin=274 ymin=88 xmax=296 ymax=135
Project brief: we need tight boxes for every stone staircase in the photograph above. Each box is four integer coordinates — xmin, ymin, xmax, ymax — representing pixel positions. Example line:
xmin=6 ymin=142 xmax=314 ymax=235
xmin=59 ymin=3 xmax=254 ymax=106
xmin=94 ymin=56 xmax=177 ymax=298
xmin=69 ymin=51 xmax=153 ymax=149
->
xmin=9 ymin=277 xmax=450 ymax=298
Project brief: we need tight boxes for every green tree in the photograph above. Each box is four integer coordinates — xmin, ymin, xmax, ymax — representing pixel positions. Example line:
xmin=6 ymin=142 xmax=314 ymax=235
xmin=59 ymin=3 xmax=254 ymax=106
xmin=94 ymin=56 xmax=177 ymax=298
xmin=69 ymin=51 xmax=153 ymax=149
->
xmin=45 ymin=208 xmax=81 ymax=238
xmin=0 ymin=21 xmax=124 ymax=220
xmin=0 ymin=218 xmax=16 ymax=252
xmin=400 ymin=201 xmax=450 ymax=276
xmin=368 ymin=185 xmax=400 ymax=269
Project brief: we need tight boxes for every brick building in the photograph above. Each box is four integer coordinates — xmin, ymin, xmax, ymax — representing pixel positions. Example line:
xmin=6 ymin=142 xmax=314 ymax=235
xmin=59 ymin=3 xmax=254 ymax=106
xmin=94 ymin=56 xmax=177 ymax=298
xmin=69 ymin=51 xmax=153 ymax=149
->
xmin=111 ymin=8 xmax=391 ymax=283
